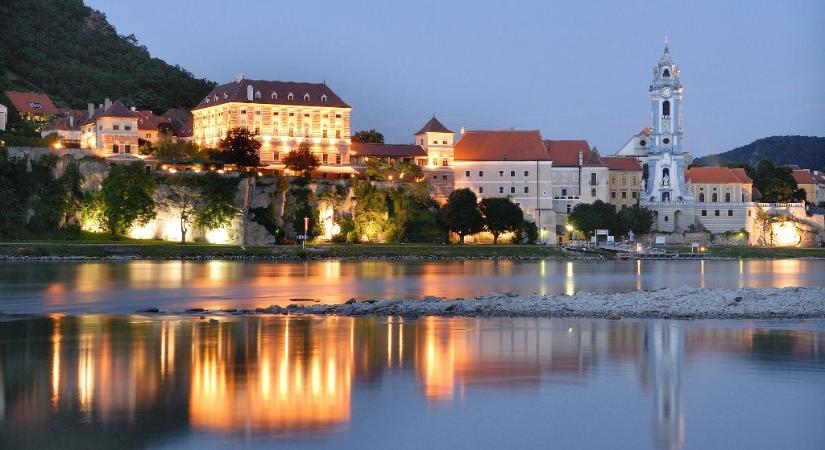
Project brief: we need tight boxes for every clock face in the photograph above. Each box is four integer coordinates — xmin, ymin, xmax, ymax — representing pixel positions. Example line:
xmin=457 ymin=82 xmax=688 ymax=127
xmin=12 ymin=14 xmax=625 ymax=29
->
xmin=662 ymin=87 xmax=672 ymax=97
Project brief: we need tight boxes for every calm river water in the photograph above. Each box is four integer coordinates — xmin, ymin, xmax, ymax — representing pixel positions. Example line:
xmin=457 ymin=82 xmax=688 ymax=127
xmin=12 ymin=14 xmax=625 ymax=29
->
xmin=0 ymin=315 xmax=822 ymax=449
xmin=1 ymin=260 xmax=824 ymax=449
xmin=1 ymin=259 xmax=825 ymax=314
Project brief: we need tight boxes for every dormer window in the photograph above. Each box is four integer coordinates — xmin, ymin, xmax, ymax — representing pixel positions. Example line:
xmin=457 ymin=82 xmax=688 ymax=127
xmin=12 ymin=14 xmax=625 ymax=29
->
xmin=223 ymin=93 xmax=229 ymax=99
xmin=255 ymin=91 xmax=261 ymax=99
xmin=321 ymin=94 xmax=327 ymax=102
xmin=213 ymin=95 xmax=218 ymax=101
xmin=287 ymin=92 xmax=294 ymax=101
xmin=271 ymin=92 xmax=278 ymax=100
xmin=303 ymin=93 xmax=310 ymax=101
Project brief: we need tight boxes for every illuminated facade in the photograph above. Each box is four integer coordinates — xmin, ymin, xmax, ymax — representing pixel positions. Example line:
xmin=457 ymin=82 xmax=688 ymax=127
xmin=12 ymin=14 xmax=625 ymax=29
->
xmin=603 ymin=156 xmax=643 ymax=209
xmin=79 ymin=99 xmax=140 ymax=155
xmin=192 ymin=75 xmax=353 ymax=174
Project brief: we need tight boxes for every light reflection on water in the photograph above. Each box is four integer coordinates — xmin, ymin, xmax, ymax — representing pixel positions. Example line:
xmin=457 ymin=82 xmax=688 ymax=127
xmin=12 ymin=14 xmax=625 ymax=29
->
xmin=0 ymin=316 xmax=822 ymax=449
xmin=1 ymin=259 xmax=824 ymax=314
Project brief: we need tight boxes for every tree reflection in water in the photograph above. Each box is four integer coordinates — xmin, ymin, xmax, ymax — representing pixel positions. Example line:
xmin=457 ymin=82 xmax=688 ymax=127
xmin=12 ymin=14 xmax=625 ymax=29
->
xmin=0 ymin=316 xmax=822 ymax=449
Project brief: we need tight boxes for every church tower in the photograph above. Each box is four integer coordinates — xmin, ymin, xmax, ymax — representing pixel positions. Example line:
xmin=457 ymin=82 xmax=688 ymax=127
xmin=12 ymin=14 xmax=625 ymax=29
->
xmin=649 ymin=35 xmax=684 ymax=153
xmin=642 ymin=36 xmax=692 ymax=205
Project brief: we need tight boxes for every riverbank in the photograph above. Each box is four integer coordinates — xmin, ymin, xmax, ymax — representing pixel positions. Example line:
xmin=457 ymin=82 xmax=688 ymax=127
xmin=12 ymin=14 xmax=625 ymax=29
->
xmin=247 ymin=286 xmax=825 ymax=320
xmin=0 ymin=242 xmax=568 ymax=260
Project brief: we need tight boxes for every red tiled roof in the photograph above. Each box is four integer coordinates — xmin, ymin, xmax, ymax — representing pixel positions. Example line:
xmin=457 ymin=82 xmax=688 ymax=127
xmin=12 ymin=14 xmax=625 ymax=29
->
xmin=544 ymin=139 xmax=592 ymax=166
xmin=4 ymin=91 xmax=59 ymax=115
xmin=455 ymin=130 xmax=549 ymax=161
xmin=415 ymin=116 xmax=453 ymax=134
xmin=43 ymin=109 xmax=88 ymax=132
xmin=350 ymin=143 xmax=427 ymax=158
xmin=792 ymin=169 xmax=817 ymax=185
xmin=133 ymin=110 xmax=171 ymax=131
xmin=685 ymin=167 xmax=753 ymax=184
xmin=602 ymin=156 xmax=642 ymax=171
xmin=80 ymin=101 xmax=139 ymax=125
xmin=192 ymin=78 xmax=349 ymax=110
xmin=163 ymin=108 xmax=193 ymax=137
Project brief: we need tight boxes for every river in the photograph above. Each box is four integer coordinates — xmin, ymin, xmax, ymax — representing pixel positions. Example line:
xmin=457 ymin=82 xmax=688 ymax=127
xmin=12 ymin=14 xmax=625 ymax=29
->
xmin=1 ymin=259 xmax=825 ymax=314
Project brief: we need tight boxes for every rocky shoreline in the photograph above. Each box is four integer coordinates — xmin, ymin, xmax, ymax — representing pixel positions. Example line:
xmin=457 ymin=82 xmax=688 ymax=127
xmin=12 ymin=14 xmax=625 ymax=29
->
xmin=141 ymin=286 xmax=825 ymax=320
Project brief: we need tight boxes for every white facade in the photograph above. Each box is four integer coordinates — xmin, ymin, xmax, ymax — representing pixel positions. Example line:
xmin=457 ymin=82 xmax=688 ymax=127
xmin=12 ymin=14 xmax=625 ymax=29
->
xmin=454 ymin=160 xmax=556 ymax=243
xmin=0 ymin=103 xmax=7 ymax=131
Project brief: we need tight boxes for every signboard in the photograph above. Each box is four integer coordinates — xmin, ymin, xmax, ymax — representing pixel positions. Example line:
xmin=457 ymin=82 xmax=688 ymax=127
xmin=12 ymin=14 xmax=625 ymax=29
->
xmin=596 ymin=229 xmax=609 ymax=236
xmin=607 ymin=236 xmax=615 ymax=243
xmin=655 ymin=235 xmax=666 ymax=245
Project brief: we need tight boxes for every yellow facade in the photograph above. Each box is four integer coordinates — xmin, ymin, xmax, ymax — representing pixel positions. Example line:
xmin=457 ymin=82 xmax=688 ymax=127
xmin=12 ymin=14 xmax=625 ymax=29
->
xmin=80 ymin=116 xmax=140 ymax=155
xmin=192 ymin=102 xmax=352 ymax=166
xmin=608 ymin=169 xmax=642 ymax=209
xmin=691 ymin=182 xmax=752 ymax=203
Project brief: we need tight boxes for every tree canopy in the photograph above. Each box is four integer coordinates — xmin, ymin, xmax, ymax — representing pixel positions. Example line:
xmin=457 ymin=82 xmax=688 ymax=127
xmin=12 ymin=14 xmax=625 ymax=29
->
xmin=569 ymin=200 xmax=617 ymax=238
xmin=616 ymin=205 xmax=655 ymax=235
xmin=97 ymin=162 xmax=157 ymax=236
xmin=438 ymin=188 xmax=483 ymax=243
xmin=479 ymin=197 xmax=524 ymax=244
xmin=217 ymin=127 xmax=261 ymax=168
xmin=283 ymin=142 xmax=319 ymax=177
xmin=351 ymin=129 xmax=384 ymax=144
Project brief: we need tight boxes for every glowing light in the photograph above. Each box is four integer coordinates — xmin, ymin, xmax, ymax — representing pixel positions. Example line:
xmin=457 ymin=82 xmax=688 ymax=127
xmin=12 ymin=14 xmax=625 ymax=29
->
xmin=771 ymin=221 xmax=801 ymax=247
xmin=206 ymin=228 xmax=231 ymax=244
xmin=53 ymin=142 xmax=63 ymax=149
xmin=565 ymin=224 xmax=574 ymax=232
xmin=129 ymin=223 xmax=155 ymax=240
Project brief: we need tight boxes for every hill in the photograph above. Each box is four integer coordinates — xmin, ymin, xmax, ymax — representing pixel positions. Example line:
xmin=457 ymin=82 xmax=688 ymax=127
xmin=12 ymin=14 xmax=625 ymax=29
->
xmin=695 ymin=136 xmax=825 ymax=170
xmin=0 ymin=0 xmax=214 ymax=113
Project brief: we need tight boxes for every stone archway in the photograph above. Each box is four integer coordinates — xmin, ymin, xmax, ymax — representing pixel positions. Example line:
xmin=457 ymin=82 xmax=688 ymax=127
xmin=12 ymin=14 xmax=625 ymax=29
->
xmin=673 ymin=210 xmax=682 ymax=231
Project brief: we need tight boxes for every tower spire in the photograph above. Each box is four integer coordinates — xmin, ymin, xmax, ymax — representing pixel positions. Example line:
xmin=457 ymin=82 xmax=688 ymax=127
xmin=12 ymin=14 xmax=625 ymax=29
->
xmin=664 ymin=34 xmax=670 ymax=54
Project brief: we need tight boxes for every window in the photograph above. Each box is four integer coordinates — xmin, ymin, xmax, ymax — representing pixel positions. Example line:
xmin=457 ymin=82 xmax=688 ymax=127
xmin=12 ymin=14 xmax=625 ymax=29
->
xmin=478 ymin=171 xmax=484 ymax=177
xmin=590 ymin=173 xmax=597 ymax=185
xmin=322 ymin=129 xmax=328 ymax=138
xmin=304 ymin=93 xmax=310 ymax=101
xmin=499 ymin=170 xmax=504 ymax=177
xmin=255 ymin=110 xmax=261 ymax=115
xmin=663 ymin=100 xmax=671 ymax=116
xmin=611 ymin=176 xmax=616 ymax=185
xmin=566 ymin=204 xmax=571 ymax=213
xmin=632 ymin=192 xmax=637 ymax=199
xmin=442 ymin=140 xmax=447 ymax=144
xmin=499 ymin=187 xmax=504 ymax=194
xmin=701 ymin=210 xmax=707 ymax=216
xmin=510 ymin=187 xmax=516 ymax=194
xmin=124 ymin=145 xmax=131 ymax=154
xmin=465 ymin=170 xmax=470 ymax=177
xmin=621 ymin=191 xmax=627 ymax=199
xmin=663 ymin=68 xmax=670 ymax=77
xmin=287 ymin=93 xmax=294 ymax=101
xmin=510 ymin=170 xmax=516 ymax=177
xmin=479 ymin=187 xmax=484 ymax=194
xmin=303 ymin=113 xmax=310 ymax=117
xmin=336 ymin=130 xmax=341 ymax=138
xmin=321 ymin=94 xmax=327 ymax=102
xmin=699 ymin=193 xmax=705 ymax=202
xmin=725 ymin=192 xmax=731 ymax=202
xmin=289 ymin=126 xmax=294 ymax=137
xmin=335 ymin=154 xmax=341 ymax=165
xmin=112 ymin=144 xmax=119 ymax=153
xmin=524 ymin=170 xmax=529 ymax=177
xmin=728 ymin=210 xmax=734 ymax=216
xmin=271 ymin=92 xmax=278 ymax=99
xmin=322 ymin=153 xmax=328 ymax=163
xmin=715 ymin=210 xmax=720 ymax=216
xmin=241 ymin=109 xmax=247 ymax=114
xmin=289 ymin=112 xmax=294 ymax=116
xmin=255 ymin=91 xmax=261 ymax=99
xmin=664 ymin=216 xmax=669 ymax=222
xmin=712 ymin=193 xmax=718 ymax=203
xmin=420 ymin=139 xmax=424 ymax=145
xmin=591 ymin=188 xmax=597 ymax=197
xmin=621 ymin=176 xmax=627 ymax=186
xmin=113 ymin=125 xmax=120 ymax=130
xmin=561 ymin=188 xmax=567 ymax=196
xmin=433 ymin=141 xmax=438 ymax=145
xmin=611 ymin=191 xmax=617 ymax=199
xmin=442 ymin=175 xmax=447 ymax=180
xmin=125 ymin=125 xmax=132 ymax=130
xmin=524 ymin=187 xmax=529 ymax=194
xmin=274 ymin=152 xmax=280 ymax=162
xmin=146 ymin=133 xmax=151 ymax=138
xmin=442 ymin=159 xmax=448 ymax=167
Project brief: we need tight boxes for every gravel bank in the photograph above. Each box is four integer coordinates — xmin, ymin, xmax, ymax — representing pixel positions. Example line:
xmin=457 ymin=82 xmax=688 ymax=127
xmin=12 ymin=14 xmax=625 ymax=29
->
xmin=252 ymin=286 xmax=825 ymax=320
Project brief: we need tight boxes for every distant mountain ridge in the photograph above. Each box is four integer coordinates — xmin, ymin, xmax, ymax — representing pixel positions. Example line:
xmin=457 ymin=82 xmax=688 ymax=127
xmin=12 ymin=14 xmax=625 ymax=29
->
xmin=0 ymin=0 xmax=214 ymax=113
xmin=695 ymin=136 xmax=825 ymax=170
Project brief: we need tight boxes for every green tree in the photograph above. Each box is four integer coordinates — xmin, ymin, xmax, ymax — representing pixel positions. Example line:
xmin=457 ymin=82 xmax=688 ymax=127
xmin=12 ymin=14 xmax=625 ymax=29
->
xmin=438 ymin=188 xmax=483 ymax=244
xmin=218 ymin=127 xmax=261 ymax=168
xmin=283 ymin=142 xmax=320 ymax=178
xmin=365 ymin=158 xmax=390 ymax=180
xmin=479 ymin=197 xmax=524 ymax=244
xmin=569 ymin=200 xmax=617 ymax=238
xmin=99 ymin=162 xmax=157 ymax=236
xmin=351 ymin=129 xmax=384 ymax=144
xmin=616 ymin=205 xmax=655 ymax=235
xmin=162 ymin=173 xmax=239 ymax=242
xmin=396 ymin=161 xmax=423 ymax=180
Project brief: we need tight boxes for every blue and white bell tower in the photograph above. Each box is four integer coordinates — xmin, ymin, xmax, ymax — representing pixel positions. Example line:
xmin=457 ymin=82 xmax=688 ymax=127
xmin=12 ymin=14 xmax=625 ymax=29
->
xmin=642 ymin=36 xmax=693 ymax=204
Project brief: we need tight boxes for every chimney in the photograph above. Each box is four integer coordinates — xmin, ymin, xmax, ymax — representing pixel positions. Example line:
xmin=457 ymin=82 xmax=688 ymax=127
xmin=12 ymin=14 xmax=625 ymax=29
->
xmin=460 ymin=127 xmax=465 ymax=135
xmin=69 ymin=115 xmax=74 ymax=127
xmin=130 ymin=106 xmax=136 ymax=111
xmin=87 ymin=103 xmax=94 ymax=117
xmin=104 ymin=98 xmax=112 ymax=110
xmin=578 ymin=150 xmax=583 ymax=166
xmin=246 ymin=84 xmax=254 ymax=101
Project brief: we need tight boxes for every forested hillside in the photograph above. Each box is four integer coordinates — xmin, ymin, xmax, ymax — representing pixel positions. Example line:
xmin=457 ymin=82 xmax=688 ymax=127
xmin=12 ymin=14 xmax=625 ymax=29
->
xmin=0 ymin=0 xmax=214 ymax=113
xmin=695 ymin=136 xmax=825 ymax=170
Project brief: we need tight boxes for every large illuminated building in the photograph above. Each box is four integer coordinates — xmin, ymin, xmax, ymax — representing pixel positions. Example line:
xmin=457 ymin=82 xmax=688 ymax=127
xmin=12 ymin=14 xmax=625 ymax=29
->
xmin=192 ymin=75 xmax=354 ymax=177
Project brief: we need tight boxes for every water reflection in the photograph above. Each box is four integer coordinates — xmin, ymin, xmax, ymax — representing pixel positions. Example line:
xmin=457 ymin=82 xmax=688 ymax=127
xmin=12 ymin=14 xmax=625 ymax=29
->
xmin=2 ymin=259 xmax=825 ymax=314
xmin=1 ymin=316 xmax=823 ymax=449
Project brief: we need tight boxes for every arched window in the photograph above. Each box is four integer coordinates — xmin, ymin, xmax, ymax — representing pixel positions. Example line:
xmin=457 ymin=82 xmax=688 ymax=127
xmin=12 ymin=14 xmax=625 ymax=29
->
xmin=662 ymin=100 xmax=671 ymax=116
xmin=663 ymin=69 xmax=670 ymax=77
xmin=303 ymin=93 xmax=310 ymax=101
xmin=699 ymin=193 xmax=705 ymax=202
xmin=725 ymin=192 xmax=731 ymax=202
xmin=712 ymin=193 xmax=718 ymax=202
xmin=271 ymin=92 xmax=278 ymax=99
xmin=321 ymin=94 xmax=327 ymax=102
